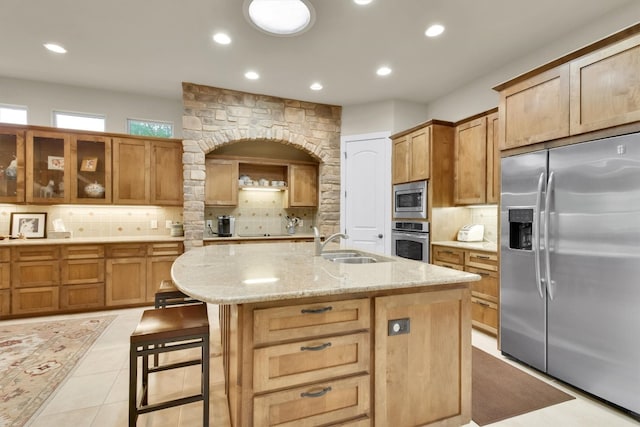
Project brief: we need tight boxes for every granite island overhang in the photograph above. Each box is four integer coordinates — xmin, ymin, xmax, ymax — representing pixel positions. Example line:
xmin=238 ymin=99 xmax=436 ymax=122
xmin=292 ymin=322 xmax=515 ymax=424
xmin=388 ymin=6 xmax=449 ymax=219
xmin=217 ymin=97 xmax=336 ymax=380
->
xmin=172 ymin=242 xmax=480 ymax=427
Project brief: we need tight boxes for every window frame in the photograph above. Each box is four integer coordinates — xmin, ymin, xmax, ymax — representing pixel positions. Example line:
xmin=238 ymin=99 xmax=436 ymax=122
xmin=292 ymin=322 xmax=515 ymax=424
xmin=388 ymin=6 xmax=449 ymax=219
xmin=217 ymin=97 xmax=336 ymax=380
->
xmin=0 ymin=103 xmax=28 ymax=125
xmin=127 ymin=118 xmax=174 ymax=138
xmin=52 ymin=110 xmax=106 ymax=132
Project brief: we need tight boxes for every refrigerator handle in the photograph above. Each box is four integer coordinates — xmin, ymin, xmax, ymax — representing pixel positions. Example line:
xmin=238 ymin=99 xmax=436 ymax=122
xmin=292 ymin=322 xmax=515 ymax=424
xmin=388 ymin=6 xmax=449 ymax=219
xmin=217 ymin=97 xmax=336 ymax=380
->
xmin=534 ymin=172 xmax=545 ymax=299
xmin=544 ymin=171 xmax=555 ymax=300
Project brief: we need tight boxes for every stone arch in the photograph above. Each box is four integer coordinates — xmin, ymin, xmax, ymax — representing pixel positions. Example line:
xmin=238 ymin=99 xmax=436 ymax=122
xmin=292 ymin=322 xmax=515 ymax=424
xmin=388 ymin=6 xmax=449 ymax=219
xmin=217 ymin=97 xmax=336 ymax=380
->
xmin=181 ymin=83 xmax=342 ymax=250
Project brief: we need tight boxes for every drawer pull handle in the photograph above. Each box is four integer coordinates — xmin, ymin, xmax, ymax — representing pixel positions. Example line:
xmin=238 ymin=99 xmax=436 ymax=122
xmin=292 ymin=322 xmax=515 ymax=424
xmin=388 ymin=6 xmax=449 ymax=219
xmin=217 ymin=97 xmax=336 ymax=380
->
xmin=441 ymin=250 xmax=454 ymax=254
xmin=300 ymin=342 xmax=332 ymax=352
xmin=476 ymin=300 xmax=491 ymax=307
xmin=301 ymin=306 xmax=333 ymax=314
xmin=476 ymin=255 xmax=491 ymax=260
xmin=301 ymin=386 xmax=332 ymax=398
xmin=477 ymin=271 xmax=489 ymax=276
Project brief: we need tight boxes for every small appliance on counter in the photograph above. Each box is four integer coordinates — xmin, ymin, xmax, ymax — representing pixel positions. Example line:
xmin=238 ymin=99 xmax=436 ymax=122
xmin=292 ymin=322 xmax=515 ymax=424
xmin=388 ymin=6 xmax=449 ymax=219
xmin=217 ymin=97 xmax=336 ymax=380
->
xmin=457 ymin=224 xmax=484 ymax=242
xmin=216 ymin=215 xmax=235 ymax=237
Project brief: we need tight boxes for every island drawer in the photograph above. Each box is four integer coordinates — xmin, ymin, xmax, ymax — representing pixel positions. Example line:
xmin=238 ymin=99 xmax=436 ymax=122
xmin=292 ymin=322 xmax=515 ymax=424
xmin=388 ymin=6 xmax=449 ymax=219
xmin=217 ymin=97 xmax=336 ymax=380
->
xmin=432 ymin=247 xmax=465 ymax=266
xmin=253 ymin=332 xmax=370 ymax=392
xmin=253 ymin=298 xmax=370 ymax=346
xmin=253 ymin=374 xmax=370 ymax=426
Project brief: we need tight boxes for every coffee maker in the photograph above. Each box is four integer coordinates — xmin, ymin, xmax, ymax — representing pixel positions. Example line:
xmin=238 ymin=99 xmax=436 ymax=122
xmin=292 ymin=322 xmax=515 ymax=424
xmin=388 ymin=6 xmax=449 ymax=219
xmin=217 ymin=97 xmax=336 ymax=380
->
xmin=216 ymin=215 xmax=235 ymax=237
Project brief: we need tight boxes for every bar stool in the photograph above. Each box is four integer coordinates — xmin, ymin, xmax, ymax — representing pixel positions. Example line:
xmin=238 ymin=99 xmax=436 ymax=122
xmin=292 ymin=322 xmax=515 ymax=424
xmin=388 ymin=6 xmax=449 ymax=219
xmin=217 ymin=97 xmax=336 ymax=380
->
xmin=129 ymin=303 xmax=210 ymax=427
xmin=154 ymin=279 xmax=202 ymax=308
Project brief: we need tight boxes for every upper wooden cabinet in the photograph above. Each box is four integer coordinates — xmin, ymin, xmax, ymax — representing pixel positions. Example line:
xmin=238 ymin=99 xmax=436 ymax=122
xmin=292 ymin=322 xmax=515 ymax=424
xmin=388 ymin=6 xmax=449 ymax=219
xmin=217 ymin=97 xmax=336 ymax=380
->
xmin=570 ymin=32 xmax=640 ymax=134
xmin=497 ymin=65 xmax=570 ymax=151
xmin=495 ymin=25 xmax=640 ymax=150
xmin=453 ymin=110 xmax=500 ymax=205
xmin=71 ymin=134 xmax=111 ymax=204
xmin=392 ymin=126 xmax=431 ymax=184
xmin=288 ymin=163 xmax=318 ymax=207
xmin=26 ymin=129 xmax=72 ymax=203
xmin=205 ymin=158 xmax=238 ymax=206
xmin=113 ymin=137 xmax=182 ymax=206
xmin=0 ymin=126 xmax=25 ymax=203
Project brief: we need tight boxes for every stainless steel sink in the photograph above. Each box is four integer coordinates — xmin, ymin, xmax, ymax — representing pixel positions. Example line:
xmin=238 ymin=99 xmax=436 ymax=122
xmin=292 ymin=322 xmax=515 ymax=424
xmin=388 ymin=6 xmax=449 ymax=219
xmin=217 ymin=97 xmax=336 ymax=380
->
xmin=331 ymin=256 xmax=378 ymax=264
xmin=321 ymin=251 xmax=361 ymax=260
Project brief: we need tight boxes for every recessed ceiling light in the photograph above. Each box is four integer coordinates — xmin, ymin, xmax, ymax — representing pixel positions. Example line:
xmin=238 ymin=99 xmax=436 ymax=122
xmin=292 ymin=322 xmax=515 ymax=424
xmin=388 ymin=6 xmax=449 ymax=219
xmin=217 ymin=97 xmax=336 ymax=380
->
xmin=245 ymin=71 xmax=260 ymax=80
xmin=310 ymin=82 xmax=323 ymax=91
xmin=425 ymin=24 xmax=445 ymax=37
xmin=244 ymin=0 xmax=315 ymax=36
xmin=376 ymin=66 xmax=392 ymax=76
xmin=43 ymin=43 xmax=67 ymax=54
xmin=213 ymin=32 xmax=232 ymax=45
xmin=354 ymin=0 xmax=373 ymax=5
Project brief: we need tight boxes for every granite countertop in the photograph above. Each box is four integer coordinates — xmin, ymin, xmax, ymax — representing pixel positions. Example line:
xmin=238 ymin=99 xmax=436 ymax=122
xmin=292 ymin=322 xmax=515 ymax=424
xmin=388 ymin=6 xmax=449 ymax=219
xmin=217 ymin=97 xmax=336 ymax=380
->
xmin=431 ymin=240 xmax=498 ymax=253
xmin=0 ymin=235 xmax=185 ymax=246
xmin=203 ymin=232 xmax=314 ymax=242
xmin=171 ymin=242 xmax=480 ymax=304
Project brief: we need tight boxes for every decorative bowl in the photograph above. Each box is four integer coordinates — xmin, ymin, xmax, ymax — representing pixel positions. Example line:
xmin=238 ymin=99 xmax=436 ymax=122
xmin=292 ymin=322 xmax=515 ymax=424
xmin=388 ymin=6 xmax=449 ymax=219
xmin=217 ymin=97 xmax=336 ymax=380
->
xmin=84 ymin=181 xmax=105 ymax=197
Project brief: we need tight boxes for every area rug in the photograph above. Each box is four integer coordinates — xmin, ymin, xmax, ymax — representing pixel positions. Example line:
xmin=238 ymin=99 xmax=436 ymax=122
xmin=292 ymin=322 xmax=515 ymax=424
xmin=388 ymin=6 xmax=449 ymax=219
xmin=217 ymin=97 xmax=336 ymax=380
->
xmin=0 ymin=315 xmax=116 ymax=427
xmin=472 ymin=346 xmax=575 ymax=426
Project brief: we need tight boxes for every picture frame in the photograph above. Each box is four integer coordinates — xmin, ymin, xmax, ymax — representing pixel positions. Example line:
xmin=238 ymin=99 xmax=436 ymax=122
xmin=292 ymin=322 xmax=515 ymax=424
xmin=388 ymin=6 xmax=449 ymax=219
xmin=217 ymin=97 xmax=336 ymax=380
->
xmin=47 ymin=156 xmax=64 ymax=171
xmin=80 ymin=157 xmax=98 ymax=172
xmin=10 ymin=212 xmax=47 ymax=238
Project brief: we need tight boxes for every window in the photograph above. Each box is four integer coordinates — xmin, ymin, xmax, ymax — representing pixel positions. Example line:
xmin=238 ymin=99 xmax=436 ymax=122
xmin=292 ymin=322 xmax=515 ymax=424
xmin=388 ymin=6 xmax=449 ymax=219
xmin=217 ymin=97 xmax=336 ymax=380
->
xmin=0 ymin=104 xmax=28 ymax=125
xmin=53 ymin=111 xmax=105 ymax=132
xmin=127 ymin=119 xmax=173 ymax=138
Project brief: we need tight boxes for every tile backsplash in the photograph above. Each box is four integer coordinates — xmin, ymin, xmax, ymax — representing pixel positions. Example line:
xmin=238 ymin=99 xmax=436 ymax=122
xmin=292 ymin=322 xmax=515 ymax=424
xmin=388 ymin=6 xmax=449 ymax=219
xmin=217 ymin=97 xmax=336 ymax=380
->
xmin=469 ymin=205 xmax=498 ymax=243
xmin=205 ymin=190 xmax=316 ymax=236
xmin=0 ymin=204 xmax=183 ymax=238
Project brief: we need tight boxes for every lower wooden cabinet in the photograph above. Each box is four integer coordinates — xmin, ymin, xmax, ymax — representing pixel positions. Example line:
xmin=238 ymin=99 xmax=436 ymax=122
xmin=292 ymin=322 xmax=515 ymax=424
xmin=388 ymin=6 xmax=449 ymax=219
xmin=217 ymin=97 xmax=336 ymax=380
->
xmin=0 ymin=289 xmax=9 ymax=316
xmin=61 ymin=283 xmax=105 ymax=310
xmin=12 ymin=286 xmax=59 ymax=315
xmin=106 ymin=256 xmax=147 ymax=306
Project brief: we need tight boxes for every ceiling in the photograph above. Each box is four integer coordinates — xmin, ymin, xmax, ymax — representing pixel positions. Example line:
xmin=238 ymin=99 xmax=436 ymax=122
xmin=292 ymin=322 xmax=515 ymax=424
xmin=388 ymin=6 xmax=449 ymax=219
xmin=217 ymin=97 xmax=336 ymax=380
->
xmin=0 ymin=0 xmax=636 ymax=107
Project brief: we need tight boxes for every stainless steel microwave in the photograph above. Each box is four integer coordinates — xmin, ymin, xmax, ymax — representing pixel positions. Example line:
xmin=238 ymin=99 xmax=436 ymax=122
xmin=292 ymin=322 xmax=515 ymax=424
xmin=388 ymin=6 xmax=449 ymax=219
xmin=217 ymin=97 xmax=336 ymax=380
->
xmin=393 ymin=181 xmax=427 ymax=219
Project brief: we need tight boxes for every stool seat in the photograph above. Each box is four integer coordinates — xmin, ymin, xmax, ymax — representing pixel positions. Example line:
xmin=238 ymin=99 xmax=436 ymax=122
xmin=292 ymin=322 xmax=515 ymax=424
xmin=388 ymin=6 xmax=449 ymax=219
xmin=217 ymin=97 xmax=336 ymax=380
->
xmin=131 ymin=303 xmax=209 ymax=343
xmin=154 ymin=279 xmax=202 ymax=309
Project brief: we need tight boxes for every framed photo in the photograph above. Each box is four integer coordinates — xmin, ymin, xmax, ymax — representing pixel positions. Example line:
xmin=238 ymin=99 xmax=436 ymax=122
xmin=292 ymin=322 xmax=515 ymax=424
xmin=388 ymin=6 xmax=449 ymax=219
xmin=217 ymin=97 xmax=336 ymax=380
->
xmin=48 ymin=156 xmax=64 ymax=170
xmin=10 ymin=212 xmax=47 ymax=238
xmin=80 ymin=157 xmax=98 ymax=172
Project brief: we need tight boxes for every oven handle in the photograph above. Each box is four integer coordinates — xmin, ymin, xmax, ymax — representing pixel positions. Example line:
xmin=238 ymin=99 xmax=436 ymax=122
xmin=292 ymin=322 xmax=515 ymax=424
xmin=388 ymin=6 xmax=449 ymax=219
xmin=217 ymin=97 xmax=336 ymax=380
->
xmin=391 ymin=231 xmax=430 ymax=241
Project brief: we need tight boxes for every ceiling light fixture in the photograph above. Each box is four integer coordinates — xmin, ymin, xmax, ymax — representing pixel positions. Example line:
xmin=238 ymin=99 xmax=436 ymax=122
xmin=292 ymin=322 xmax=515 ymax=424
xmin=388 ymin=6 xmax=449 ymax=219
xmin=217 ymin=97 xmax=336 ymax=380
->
xmin=310 ymin=82 xmax=323 ymax=91
xmin=43 ymin=43 xmax=67 ymax=54
xmin=376 ymin=66 xmax=392 ymax=76
xmin=213 ymin=32 xmax=232 ymax=45
xmin=245 ymin=70 xmax=260 ymax=80
xmin=425 ymin=24 xmax=445 ymax=37
xmin=353 ymin=0 xmax=373 ymax=5
xmin=244 ymin=0 xmax=315 ymax=36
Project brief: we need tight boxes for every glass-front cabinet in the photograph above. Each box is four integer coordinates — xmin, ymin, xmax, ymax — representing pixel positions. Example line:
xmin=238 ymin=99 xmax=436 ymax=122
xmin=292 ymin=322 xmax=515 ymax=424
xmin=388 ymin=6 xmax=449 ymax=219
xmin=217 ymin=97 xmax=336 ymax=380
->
xmin=0 ymin=126 xmax=25 ymax=203
xmin=71 ymin=134 xmax=111 ymax=203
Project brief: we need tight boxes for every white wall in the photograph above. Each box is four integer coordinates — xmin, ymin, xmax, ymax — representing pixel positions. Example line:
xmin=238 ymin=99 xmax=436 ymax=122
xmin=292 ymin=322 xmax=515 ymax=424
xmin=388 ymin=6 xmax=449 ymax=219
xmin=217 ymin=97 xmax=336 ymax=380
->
xmin=0 ymin=76 xmax=183 ymax=137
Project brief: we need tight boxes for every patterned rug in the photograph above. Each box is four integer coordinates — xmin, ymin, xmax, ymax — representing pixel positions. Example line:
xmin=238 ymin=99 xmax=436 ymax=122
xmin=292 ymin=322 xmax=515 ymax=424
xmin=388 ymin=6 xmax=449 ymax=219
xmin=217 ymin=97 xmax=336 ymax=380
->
xmin=0 ymin=315 xmax=116 ymax=427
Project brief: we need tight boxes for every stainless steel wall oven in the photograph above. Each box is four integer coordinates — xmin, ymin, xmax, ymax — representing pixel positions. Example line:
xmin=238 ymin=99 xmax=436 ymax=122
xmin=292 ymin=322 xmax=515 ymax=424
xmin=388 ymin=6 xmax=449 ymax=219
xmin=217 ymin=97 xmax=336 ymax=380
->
xmin=391 ymin=221 xmax=429 ymax=262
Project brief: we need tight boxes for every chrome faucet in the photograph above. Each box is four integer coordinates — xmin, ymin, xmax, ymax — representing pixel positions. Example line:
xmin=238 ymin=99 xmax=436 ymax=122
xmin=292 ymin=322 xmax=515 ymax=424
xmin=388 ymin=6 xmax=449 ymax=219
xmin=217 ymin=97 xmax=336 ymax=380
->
xmin=313 ymin=226 xmax=349 ymax=256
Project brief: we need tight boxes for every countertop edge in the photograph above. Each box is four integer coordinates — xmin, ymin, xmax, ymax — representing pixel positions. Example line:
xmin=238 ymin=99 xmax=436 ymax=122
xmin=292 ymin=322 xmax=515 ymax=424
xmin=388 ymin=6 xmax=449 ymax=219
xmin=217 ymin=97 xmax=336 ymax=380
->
xmin=431 ymin=240 xmax=498 ymax=253
xmin=0 ymin=235 xmax=185 ymax=245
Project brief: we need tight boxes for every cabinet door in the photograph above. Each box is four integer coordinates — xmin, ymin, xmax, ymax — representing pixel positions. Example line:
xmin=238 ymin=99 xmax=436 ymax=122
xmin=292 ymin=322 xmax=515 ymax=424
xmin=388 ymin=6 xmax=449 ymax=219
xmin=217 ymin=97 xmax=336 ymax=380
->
xmin=471 ymin=296 xmax=498 ymax=335
xmin=392 ymin=135 xmax=409 ymax=184
xmin=0 ymin=289 xmax=9 ymax=317
xmin=12 ymin=261 xmax=60 ymax=288
xmin=409 ymin=127 xmax=430 ymax=181
xmin=0 ymin=126 xmax=25 ymax=203
xmin=146 ymin=255 xmax=176 ymax=302
xmin=26 ymin=130 xmax=71 ymax=203
xmin=374 ymin=289 xmax=471 ymax=427
xmin=151 ymin=140 xmax=183 ymax=205
xmin=499 ymin=65 xmax=570 ymax=150
xmin=485 ymin=112 xmax=500 ymax=204
xmin=61 ymin=259 xmax=105 ymax=285
xmin=12 ymin=286 xmax=59 ymax=315
xmin=205 ymin=158 xmax=238 ymax=206
xmin=105 ymin=258 xmax=146 ymax=306
xmin=289 ymin=163 xmax=318 ymax=207
xmin=431 ymin=246 xmax=465 ymax=266
xmin=454 ymin=117 xmax=487 ymax=205
xmin=112 ymin=137 xmax=150 ymax=204
xmin=570 ymin=33 xmax=640 ymax=134
xmin=60 ymin=283 xmax=105 ymax=310
xmin=71 ymin=134 xmax=111 ymax=203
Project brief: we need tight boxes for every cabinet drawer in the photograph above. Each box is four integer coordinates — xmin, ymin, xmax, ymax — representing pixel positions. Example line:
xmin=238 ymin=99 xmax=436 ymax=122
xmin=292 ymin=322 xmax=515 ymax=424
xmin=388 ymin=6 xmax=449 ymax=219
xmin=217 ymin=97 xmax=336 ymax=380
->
xmin=433 ymin=260 xmax=464 ymax=271
xmin=12 ymin=286 xmax=59 ymax=314
xmin=471 ymin=296 xmax=498 ymax=334
xmin=106 ymin=244 xmax=147 ymax=258
xmin=61 ymin=259 xmax=105 ymax=285
xmin=12 ymin=261 xmax=60 ymax=288
xmin=466 ymin=266 xmax=498 ymax=302
xmin=0 ymin=247 xmax=10 ymax=262
xmin=432 ymin=247 xmax=465 ymax=266
xmin=12 ymin=245 xmax=59 ymax=262
xmin=147 ymin=241 xmax=183 ymax=256
xmin=0 ymin=263 xmax=9 ymax=289
xmin=60 ymin=283 xmax=105 ymax=310
xmin=253 ymin=374 xmax=370 ymax=427
xmin=254 ymin=299 xmax=370 ymax=346
xmin=253 ymin=332 xmax=370 ymax=392
xmin=465 ymin=251 xmax=498 ymax=271
xmin=0 ymin=289 xmax=10 ymax=317
xmin=61 ymin=244 xmax=104 ymax=259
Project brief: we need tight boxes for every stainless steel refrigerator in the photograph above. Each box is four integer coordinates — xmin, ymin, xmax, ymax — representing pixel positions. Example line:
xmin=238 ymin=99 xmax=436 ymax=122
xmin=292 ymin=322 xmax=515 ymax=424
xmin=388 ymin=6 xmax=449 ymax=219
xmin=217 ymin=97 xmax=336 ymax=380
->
xmin=500 ymin=131 xmax=640 ymax=415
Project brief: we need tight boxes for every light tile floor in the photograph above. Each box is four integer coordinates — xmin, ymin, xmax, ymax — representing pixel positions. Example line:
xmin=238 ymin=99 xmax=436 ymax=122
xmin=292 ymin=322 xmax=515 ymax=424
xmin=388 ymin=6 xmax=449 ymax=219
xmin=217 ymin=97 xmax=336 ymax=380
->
xmin=6 ymin=306 xmax=639 ymax=426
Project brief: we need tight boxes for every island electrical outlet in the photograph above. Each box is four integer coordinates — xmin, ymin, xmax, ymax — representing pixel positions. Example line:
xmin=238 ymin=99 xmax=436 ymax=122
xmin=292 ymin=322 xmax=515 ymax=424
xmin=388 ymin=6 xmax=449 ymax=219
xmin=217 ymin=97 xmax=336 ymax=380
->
xmin=388 ymin=318 xmax=410 ymax=336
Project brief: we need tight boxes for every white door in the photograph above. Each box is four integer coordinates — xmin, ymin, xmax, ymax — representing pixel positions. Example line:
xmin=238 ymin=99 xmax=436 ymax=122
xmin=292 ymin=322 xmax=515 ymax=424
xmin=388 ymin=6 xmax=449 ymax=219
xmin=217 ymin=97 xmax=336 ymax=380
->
xmin=341 ymin=132 xmax=391 ymax=255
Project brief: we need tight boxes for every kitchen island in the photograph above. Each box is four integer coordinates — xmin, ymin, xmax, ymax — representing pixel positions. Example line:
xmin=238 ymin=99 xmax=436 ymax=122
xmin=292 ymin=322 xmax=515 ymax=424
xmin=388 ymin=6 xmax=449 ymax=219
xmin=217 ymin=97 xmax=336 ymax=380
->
xmin=172 ymin=242 xmax=479 ymax=427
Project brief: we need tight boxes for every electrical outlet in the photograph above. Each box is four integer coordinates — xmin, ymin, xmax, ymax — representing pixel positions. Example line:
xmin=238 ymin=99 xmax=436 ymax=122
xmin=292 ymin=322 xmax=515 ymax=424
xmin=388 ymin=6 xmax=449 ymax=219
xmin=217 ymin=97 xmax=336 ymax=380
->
xmin=150 ymin=219 xmax=158 ymax=229
xmin=165 ymin=220 xmax=172 ymax=229
xmin=206 ymin=220 xmax=213 ymax=228
xmin=299 ymin=220 xmax=303 ymax=227
xmin=388 ymin=318 xmax=410 ymax=336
